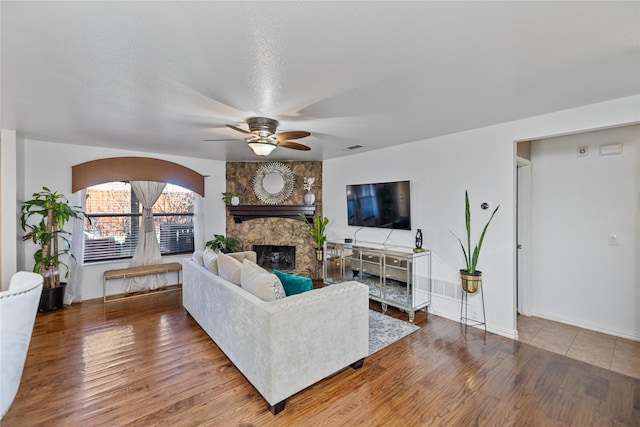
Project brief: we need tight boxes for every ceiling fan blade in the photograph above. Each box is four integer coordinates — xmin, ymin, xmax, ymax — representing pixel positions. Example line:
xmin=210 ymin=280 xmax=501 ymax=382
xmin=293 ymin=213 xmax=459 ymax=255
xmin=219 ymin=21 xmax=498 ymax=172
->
xmin=226 ymin=124 xmax=252 ymax=135
xmin=278 ymin=140 xmax=311 ymax=151
xmin=277 ymin=131 xmax=310 ymax=140
xmin=203 ymin=138 xmax=244 ymax=142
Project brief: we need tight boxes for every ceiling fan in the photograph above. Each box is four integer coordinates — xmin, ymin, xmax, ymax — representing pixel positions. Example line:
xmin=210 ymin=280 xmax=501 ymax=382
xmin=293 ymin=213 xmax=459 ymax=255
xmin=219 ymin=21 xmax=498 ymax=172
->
xmin=204 ymin=117 xmax=311 ymax=156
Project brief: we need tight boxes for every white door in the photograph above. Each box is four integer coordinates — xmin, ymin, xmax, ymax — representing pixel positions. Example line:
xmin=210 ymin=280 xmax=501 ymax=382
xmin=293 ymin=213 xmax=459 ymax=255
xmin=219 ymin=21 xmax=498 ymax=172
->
xmin=517 ymin=157 xmax=532 ymax=316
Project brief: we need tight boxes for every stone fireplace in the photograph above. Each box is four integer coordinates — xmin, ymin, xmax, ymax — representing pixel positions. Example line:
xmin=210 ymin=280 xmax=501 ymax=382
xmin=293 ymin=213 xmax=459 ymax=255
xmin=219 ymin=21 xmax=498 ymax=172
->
xmin=224 ymin=161 xmax=323 ymax=276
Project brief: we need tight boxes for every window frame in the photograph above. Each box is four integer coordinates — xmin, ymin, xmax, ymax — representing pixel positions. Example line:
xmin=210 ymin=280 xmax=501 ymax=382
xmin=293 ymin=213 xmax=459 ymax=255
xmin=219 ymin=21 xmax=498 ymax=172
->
xmin=83 ymin=182 xmax=195 ymax=264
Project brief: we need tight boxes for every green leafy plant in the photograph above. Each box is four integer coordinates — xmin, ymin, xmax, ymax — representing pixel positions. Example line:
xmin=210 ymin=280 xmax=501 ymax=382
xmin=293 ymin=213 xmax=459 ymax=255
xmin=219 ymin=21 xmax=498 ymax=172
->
xmin=451 ymin=191 xmax=499 ymax=274
xmin=301 ymin=214 xmax=329 ymax=249
xmin=205 ymin=234 xmax=238 ymax=253
xmin=221 ymin=191 xmax=240 ymax=205
xmin=20 ymin=187 xmax=83 ymax=288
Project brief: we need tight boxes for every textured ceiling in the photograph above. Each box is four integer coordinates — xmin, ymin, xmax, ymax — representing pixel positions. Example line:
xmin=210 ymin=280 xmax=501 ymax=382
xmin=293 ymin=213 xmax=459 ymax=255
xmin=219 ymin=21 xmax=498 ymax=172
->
xmin=2 ymin=1 xmax=639 ymax=161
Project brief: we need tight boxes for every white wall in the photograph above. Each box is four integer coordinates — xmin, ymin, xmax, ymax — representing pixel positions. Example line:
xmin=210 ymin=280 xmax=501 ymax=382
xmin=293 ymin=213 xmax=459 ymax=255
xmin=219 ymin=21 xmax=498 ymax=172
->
xmin=1 ymin=130 xmax=18 ymax=289
xmin=17 ymin=139 xmax=227 ymax=300
xmin=323 ymin=95 xmax=640 ymax=339
xmin=530 ymin=125 xmax=639 ymax=340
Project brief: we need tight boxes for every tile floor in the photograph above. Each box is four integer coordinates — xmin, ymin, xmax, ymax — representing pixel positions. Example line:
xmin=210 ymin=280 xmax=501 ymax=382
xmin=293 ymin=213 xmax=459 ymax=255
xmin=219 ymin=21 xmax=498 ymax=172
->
xmin=517 ymin=315 xmax=640 ymax=379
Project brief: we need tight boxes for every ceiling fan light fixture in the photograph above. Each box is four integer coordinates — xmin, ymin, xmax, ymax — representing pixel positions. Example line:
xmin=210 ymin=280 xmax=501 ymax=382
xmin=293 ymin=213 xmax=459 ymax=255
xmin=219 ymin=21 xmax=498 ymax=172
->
xmin=218 ymin=116 xmax=311 ymax=154
xmin=248 ymin=142 xmax=278 ymax=156
xmin=247 ymin=117 xmax=279 ymax=135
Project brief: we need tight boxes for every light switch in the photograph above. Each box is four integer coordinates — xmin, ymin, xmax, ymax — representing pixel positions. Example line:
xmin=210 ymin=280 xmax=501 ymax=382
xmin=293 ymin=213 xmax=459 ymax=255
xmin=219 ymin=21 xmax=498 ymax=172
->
xmin=608 ymin=234 xmax=619 ymax=246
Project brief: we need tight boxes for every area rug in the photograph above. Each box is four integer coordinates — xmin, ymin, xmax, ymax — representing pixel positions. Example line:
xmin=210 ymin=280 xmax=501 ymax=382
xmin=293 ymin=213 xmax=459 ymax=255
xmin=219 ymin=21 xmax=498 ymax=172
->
xmin=358 ymin=273 xmax=412 ymax=307
xmin=369 ymin=309 xmax=420 ymax=355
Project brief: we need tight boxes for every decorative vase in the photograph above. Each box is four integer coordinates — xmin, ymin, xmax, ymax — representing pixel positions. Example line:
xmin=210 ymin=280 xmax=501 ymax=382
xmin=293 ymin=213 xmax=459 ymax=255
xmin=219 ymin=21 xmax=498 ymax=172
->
xmin=315 ymin=247 xmax=324 ymax=262
xmin=231 ymin=196 xmax=240 ymax=206
xmin=460 ymin=270 xmax=482 ymax=294
xmin=303 ymin=190 xmax=316 ymax=206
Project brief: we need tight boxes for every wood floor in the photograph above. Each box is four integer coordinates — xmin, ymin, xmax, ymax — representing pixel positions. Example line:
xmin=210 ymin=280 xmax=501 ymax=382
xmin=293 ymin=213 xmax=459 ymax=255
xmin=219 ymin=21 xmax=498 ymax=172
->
xmin=4 ymin=291 xmax=639 ymax=426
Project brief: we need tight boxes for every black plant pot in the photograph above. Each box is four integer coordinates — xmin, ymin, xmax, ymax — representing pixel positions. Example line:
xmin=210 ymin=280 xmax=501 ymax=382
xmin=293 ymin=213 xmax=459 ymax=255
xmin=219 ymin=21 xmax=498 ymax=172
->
xmin=39 ymin=283 xmax=67 ymax=312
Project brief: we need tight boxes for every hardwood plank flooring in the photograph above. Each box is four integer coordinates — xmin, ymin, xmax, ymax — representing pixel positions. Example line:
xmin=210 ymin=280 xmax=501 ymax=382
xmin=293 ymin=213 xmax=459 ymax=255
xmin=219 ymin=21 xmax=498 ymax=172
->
xmin=3 ymin=291 xmax=639 ymax=426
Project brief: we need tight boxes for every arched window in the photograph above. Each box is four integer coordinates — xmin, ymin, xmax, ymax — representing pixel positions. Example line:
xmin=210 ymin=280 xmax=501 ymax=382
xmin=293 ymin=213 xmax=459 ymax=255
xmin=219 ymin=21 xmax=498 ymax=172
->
xmin=83 ymin=182 xmax=195 ymax=262
xmin=71 ymin=157 xmax=205 ymax=263
xmin=72 ymin=157 xmax=205 ymax=196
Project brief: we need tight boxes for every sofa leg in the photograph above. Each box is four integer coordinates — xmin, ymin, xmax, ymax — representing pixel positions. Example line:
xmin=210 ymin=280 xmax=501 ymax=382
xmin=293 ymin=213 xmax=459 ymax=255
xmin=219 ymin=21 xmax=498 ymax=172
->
xmin=350 ymin=358 xmax=365 ymax=369
xmin=269 ymin=400 xmax=286 ymax=415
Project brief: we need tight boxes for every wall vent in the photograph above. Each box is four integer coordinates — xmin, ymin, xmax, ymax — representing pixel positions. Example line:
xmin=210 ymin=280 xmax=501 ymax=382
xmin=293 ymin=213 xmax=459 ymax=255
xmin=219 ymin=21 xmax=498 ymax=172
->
xmin=343 ymin=144 xmax=363 ymax=150
xmin=444 ymin=281 xmax=458 ymax=299
xmin=432 ymin=279 xmax=444 ymax=296
xmin=432 ymin=279 xmax=463 ymax=300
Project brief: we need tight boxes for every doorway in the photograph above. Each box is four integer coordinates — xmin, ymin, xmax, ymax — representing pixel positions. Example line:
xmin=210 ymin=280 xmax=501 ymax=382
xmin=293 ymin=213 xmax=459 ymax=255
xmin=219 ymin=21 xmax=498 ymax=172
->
xmin=514 ymin=125 xmax=639 ymax=343
xmin=516 ymin=156 xmax=531 ymax=316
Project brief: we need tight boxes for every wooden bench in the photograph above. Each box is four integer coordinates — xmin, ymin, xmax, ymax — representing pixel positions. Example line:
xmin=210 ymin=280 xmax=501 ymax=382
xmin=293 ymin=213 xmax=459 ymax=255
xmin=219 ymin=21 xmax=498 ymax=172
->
xmin=103 ymin=262 xmax=182 ymax=303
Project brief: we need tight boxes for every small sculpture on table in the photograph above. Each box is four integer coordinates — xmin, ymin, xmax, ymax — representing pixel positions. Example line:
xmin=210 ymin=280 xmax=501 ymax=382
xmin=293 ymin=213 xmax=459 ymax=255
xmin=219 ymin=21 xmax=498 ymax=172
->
xmin=414 ymin=228 xmax=425 ymax=253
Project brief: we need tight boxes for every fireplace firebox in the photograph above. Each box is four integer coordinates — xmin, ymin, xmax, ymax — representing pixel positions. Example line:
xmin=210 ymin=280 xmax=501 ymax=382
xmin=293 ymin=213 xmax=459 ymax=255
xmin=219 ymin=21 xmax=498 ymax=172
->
xmin=253 ymin=245 xmax=296 ymax=271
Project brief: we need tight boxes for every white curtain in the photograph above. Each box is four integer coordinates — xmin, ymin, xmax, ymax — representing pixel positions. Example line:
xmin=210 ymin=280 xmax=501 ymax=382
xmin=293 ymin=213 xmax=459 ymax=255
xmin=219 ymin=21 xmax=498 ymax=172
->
xmin=122 ymin=181 xmax=167 ymax=292
xmin=65 ymin=189 xmax=86 ymax=305
xmin=193 ymin=194 xmax=205 ymax=251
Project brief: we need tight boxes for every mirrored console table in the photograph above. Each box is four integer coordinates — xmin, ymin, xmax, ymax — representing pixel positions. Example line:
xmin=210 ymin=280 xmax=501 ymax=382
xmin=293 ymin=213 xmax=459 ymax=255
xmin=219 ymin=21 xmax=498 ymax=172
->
xmin=324 ymin=241 xmax=431 ymax=322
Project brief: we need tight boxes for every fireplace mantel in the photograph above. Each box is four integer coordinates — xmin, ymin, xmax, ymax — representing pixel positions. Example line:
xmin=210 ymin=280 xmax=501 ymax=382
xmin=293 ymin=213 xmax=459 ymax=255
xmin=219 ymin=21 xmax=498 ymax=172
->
xmin=228 ymin=205 xmax=316 ymax=223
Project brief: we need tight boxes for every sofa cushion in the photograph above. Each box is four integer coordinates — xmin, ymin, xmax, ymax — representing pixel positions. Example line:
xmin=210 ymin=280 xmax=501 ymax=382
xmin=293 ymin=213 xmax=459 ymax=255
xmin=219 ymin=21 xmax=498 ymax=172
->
xmin=202 ymin=249 xmax=219 ymax=275
xmin=228 ymin=251 xmax=257 ymax=264
xmin=241 ymin=260 xmax=286 ymax=301
xmin=274 ymin=270 xmax=313 ymax=296
xmin=218 ymin=252 xmax=242 ymax=285
xmin=192 ymin=250 xmax=205 ymax=267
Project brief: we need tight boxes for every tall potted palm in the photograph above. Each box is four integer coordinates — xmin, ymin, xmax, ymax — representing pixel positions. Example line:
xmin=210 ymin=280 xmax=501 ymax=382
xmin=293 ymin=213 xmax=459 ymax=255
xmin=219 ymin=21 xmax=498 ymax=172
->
xmin=20 ymin=187 xmax=82 ymax=311
xmin=451 ymin=191 xmax=499 ymax=293
xmin=302 ymin=214 xmax=329 ymax=262
xmin=301 ymin=214 xmax=329 ymax=280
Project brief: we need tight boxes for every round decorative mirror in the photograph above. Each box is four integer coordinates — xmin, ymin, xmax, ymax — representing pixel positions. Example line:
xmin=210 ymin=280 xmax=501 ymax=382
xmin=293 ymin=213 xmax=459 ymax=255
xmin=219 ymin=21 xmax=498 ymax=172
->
xmin=253 ymin=162 xmax=294 ymax=205
xmin=262 ymin=172 xmax=284 ymax=194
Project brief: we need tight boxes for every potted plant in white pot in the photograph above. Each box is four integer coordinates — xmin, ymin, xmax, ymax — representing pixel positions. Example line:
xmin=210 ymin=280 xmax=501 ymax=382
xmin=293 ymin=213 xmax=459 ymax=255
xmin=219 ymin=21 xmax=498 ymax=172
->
xmin=451 ymin=191 xmax=499 ymax=293
xmin=20 ymin=187 xmax=83 ymax=311
xmin=221 ymin=191 xmax=241 ymax=206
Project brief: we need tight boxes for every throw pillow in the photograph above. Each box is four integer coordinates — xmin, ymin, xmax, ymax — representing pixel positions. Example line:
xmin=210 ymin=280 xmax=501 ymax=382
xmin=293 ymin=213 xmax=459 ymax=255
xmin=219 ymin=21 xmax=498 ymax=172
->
xmin=192 ymin=250 xmax=205 ymax=266
xmin=217 ymin=252 xmax=242 ymax=285
xmin=240 ymin=259 xmax=286 ymax=301
xmin=202 ymin=249 xmax=219 ymax=275
xmin=274 ymin=270 xmax=313 ymax=296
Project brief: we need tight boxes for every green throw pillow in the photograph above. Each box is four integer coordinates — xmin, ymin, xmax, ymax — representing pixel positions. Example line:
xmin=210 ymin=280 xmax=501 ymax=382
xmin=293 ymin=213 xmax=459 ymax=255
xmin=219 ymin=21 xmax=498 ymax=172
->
xmin=274 ymin=270 xmax=313 ymax=296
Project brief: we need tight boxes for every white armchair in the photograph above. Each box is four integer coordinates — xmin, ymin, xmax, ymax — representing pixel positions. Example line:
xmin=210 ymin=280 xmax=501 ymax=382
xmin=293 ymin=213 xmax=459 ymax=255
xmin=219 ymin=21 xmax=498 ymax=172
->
xmin=0 ymin=272 xmax=43 ymax=419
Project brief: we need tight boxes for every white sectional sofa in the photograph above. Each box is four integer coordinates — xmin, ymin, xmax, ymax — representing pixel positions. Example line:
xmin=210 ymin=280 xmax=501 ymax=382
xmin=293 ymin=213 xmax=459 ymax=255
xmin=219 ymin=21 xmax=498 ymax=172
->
xmin=182 ymin=251 xmax=369 ymax=414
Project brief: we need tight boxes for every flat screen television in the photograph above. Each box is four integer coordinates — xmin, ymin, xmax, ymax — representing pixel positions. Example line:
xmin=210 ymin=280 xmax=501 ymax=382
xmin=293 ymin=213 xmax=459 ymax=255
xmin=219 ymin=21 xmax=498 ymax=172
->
xmin=346 ymin=180 xmax=411 ymax=230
